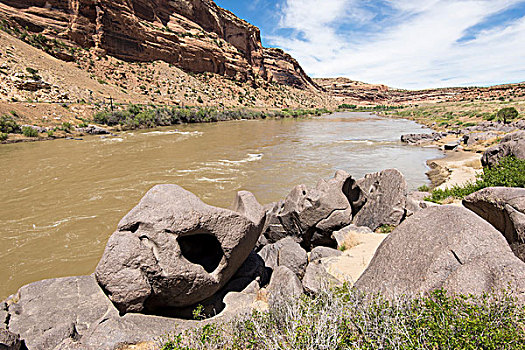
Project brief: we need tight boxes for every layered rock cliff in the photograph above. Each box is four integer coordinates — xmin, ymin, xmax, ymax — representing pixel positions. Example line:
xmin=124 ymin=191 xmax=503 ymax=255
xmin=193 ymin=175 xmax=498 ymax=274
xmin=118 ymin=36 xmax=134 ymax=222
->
xmin=0 ymin=0 xmax=317 ymax=89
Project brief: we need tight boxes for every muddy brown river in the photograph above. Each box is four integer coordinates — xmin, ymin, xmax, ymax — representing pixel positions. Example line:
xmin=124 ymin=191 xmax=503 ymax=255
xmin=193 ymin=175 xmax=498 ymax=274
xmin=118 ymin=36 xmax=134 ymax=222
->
xmin=0 ymin=112 xmax=443 ymax=299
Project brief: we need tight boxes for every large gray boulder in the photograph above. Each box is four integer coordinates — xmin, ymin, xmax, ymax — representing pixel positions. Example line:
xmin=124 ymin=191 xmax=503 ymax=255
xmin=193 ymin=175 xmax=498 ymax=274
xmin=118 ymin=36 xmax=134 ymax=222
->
xmin=3 ymin=275 xmax=188 ymax=350
xmin=352 ymin=169 xmax=408 ymax=230
xmin=95 ymin=185 xmax=265 ymax=314
xmin=258 ymin=237 xmax=308 ymax=278
xmin=463 ymin=187 xmax=525 ymax=261
xmin=267 ymin=170 xmax=359 ymax=248
xmin=355 ymin=206 xmax=525 ymax=301
xmin=302 ymin=260 xmax=342 ymax=294
xmin=482 ymin=131 xmax=525 ymax=167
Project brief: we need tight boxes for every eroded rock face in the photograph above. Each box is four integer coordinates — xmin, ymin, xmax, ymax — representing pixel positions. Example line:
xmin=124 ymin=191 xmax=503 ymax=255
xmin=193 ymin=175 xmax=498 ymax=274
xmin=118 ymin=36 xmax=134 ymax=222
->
xmin=266 ymin=266 xmax=303 ymax=306
xmin=95 ymin=185 xmax=264 ymax=314
xmin=463 ymin=187 xmax=525 ymax=261
xmin=258 ymin=237 xmax=308 ymax=278
xmin=3 ymin=275 xmax=192 ymax=350
xmin=0 ymin=0 xmax=317 ymax=89
xmin=355 ymin=206 xmax=525 ymax=301
xmin=352 ymin=169 xmax=407 ymax=230
xmin=266 ymin=170 xmax=359 ymax=248
xmin=482 ymin=131 xmax=525 ymax=167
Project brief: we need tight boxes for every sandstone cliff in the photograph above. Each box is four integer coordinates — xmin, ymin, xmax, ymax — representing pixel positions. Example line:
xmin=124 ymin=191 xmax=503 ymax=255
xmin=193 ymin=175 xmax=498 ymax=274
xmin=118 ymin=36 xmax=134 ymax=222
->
xmin=0 ymin=0 xmax=317 ymax=89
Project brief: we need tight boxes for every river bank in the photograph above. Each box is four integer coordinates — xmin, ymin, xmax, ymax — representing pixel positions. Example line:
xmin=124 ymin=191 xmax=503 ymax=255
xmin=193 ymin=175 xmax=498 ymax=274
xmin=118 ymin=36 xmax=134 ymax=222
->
xmin=0 ymin=104 xmax=331 ymax=145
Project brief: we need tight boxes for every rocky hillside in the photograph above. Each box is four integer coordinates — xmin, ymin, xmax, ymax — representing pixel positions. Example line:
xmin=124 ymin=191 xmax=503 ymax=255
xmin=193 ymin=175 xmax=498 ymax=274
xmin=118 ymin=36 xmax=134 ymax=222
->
xmin=316 ymin=77 xmax=525 ymax=105
xmin=0 ymin=0 xmax=317 ymax=90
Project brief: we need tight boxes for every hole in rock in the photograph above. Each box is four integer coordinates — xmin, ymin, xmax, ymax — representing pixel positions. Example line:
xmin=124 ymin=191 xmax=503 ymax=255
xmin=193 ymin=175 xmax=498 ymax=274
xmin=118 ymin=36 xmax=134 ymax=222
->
xmin=178 ymin=233 xmax=224 ymax=273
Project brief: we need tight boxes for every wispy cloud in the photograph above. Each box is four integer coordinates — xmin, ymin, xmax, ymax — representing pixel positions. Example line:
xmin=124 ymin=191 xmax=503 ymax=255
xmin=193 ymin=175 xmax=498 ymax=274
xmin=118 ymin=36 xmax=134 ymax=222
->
xmin=268 ymin=0 xmax=525 ymax=89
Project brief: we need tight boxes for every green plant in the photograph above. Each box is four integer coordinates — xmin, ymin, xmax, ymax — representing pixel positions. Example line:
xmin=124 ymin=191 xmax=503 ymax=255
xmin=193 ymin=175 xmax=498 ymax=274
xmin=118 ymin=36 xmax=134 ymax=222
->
xmin=161 ymin=286 xmax=525 ymax=350
xmin=417 ymin=184 xmax=430 ymax=192
xmin=497 ymin=107 xmax=519 ymax=124
xmin=426 ymin=156 xmax=525 ymax=203
xmin=61 ymin=122 xmax=73 ymax=132
xmin=0 ymin=132 xmax=7 ymax=141
xmin=46 ymin=130 xmax=54 ymax=138
xmin=376 ymin=224 xmax=396 ymax=234
xmin=0 ymin=114 xmax=21 ymax=133
xmin=22 ymin=126 xmax=38 ymax=137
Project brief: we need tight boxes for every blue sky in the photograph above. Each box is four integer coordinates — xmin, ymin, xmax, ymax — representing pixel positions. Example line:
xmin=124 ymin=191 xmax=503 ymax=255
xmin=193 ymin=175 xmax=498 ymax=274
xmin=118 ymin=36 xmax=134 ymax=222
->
xmin=214 ymin=0 xmax=525 ymax=89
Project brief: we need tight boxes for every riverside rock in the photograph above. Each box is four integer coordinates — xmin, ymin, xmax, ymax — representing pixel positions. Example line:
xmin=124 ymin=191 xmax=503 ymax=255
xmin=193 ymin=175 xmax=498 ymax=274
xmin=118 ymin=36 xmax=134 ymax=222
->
xmin=3 ymin=275 xmax=191 ymax=350
xmin=482 ymin=131 xmax=525 ymax=167
xmin=271 ymin=170 xmax=359 ymax=248
xmin=265 ymin=266 xmax=303 ymax=306
xmin=463 ymin=187 xmax=525 ymax=260
xmin=352 ymin=169 xmax=407 ymax=230
xmin=258 ymin=237 xmax=308 ymax=278
xmin=95 ymin=185 xmax=264 ymax=314
xmin=355 ymin=206 xmax=525 ymax=300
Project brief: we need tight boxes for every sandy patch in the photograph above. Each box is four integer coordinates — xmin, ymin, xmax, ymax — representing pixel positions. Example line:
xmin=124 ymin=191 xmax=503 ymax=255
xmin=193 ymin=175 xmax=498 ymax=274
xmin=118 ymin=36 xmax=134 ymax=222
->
xmin=324 ymin=232 xmax=387 ymax=284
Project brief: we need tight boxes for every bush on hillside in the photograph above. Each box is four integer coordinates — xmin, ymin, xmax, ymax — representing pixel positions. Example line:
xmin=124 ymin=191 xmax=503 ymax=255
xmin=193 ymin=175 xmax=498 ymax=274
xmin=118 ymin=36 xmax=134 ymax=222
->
xmin=0 ymin=114 xmax=21 ymax=134
xmin=21 ymin=126 xmax=38 ymax=137
xmin=497 ymin=107 xmax=519 ymax=124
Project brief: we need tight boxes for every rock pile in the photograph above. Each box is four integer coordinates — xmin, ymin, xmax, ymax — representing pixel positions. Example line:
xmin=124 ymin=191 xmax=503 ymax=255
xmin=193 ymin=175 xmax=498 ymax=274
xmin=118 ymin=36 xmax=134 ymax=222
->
xmin=3 ymin=169 xmax=525 ymax=349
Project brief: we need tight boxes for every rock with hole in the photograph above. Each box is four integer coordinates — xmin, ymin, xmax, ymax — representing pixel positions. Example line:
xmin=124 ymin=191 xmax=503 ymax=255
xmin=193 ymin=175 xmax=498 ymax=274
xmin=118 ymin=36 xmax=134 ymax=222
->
xmin=95 ymin=185 xmax=265 ymax=314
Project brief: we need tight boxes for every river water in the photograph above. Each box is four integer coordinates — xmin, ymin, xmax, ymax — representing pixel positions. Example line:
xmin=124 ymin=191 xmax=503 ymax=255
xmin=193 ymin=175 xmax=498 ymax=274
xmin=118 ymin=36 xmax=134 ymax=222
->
xmin=0 ymin=112 xmax=442 ymax=299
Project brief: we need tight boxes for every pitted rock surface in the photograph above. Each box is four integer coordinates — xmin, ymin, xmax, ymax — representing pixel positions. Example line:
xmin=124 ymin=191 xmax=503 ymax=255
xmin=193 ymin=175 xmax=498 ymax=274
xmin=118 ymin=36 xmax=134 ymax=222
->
xmin=95 ymin=185 xmax=264 ymax=313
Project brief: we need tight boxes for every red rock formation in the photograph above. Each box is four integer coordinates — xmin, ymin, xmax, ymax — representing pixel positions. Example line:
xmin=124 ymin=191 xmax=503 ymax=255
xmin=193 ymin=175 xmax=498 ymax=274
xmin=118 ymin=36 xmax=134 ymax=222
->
xmin=0 ymin=0 xmax=317 ymax=89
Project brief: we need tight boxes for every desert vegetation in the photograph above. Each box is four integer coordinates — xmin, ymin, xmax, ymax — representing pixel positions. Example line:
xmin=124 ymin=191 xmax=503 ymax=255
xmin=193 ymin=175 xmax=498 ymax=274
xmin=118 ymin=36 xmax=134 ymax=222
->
xmin=426 ymin=156 xmax=525 ymax=203
xmin=93 ymin=104 xmax=331 ymax=130
xmin=161 ymin=285 xmax=525 ymax=350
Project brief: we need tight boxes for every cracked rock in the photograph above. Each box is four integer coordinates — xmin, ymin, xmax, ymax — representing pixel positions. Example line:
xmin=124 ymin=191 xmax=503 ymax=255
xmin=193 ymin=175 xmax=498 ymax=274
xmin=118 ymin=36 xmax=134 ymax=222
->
xmin=355 ymin=206 xmax=525 ymax=301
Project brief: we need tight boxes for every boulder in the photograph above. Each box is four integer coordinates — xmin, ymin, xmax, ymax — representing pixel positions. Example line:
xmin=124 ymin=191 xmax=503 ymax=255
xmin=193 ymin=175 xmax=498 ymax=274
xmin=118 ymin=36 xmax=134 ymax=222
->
xmin=355 ymin=206 xmax=525 ymax=301
xmin=302 ymin=260 xmax=342 ymax=294
xmin=266 ymin=266 xmax=303 ymax=306
xmin=258 ymin=237 xmax=308 ymax=278
xmin=232 ymin=191 xmax=266 ymax=228
xmin=274 ymin=170 xmax=359 ymax=248
xmin=3 ymin=275 xmax=191 ymax=350
xmin=95 ymin=185 xmax=264 ymax=314
xmin=352 ymin=169 xmax=408 ymax=230
xmin=77 ymin=125 xmax=110 ymax=135
xmin=482 ymin=131 xmax=525 ymax=167
xmin=400 ymin=132 xmax=442 ymax=145
xmin=463 ymin=187 xmax=525 ymax=261
xmin=331 ymin=224 xmax=373 ymax=250
xmin=309 ymin=246 xmax=342 ymax=262
xmin=262 ymin=201 xmax=287 ymax=243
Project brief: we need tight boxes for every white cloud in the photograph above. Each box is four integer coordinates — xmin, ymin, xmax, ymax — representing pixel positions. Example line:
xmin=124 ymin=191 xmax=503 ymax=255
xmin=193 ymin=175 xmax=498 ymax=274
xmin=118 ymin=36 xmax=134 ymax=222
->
xmin=269 ymin=0 xmax=525 ymax=89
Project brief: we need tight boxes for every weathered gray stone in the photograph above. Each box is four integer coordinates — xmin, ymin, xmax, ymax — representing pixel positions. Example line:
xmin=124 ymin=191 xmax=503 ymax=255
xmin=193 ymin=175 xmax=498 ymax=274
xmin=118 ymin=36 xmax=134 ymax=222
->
xmin=463 ymin=187 xmax=525 ymax=261
xmin=95 ymin=185 xmax=264 ymax=314
xmin=77 ymin=125 xmax=110 ymax=135
xmin=3 ymin=275 xmax=191 ymax=350
xmin=277 ymin=170 xmax=358 ymax=247
xmin=482 ymin=131 xmax=525 ymax=167
xmin=302 ymin=261 xmax=342 ymax=294
xmin=355 ymin=206 xmax=525 ymax=301
xmin=232 ymin=191 xmax=266 ymax=228
xmin=258 ymin=237 xmax=308 ymax=278
xmin=0 ymin=329 xmax=21 ymax=350
xmin=352 ymin=169 xmax=407 ymax=230
xmin=266 ymin=266 xmax=303 ymax=306
xmin=310 ymin=246 xmax=342 ymax=262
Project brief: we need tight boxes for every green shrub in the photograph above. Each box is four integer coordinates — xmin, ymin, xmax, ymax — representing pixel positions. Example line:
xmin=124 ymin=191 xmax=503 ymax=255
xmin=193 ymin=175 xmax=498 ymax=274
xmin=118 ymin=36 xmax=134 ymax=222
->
xmin=427 ymin=156 xmax=525 ymax=203
xmin=61 ymin=122 xmax=72 ymax=132
xmin=161 ymin=286 xmax=525 ymax=350
xmin=22 ymin=126 xmax=38 ymax=137
xmin=46 ymin=130 xmax=54 ymax=138
xmin=0 ymin=114 xmax=21 ymax=133
xmin=0 ymin=132 xmax=7 ymax=141
xmin=497 ymin=107 xmax=519 ymax=124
